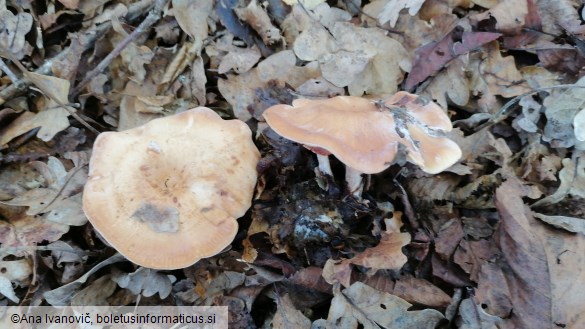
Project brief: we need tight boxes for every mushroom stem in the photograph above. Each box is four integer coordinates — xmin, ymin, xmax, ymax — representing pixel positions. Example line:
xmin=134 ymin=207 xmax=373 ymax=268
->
xmin=345 ymin=166 xmax=364 ymax=198
xmin=316 ymin=154 xmax=334 ymax=177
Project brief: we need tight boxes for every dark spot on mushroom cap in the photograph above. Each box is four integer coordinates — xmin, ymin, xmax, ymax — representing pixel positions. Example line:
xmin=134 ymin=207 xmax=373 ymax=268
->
xmin=231 ymin=155 xmax=240 ymax=165
xmin=201 ymin=206 xmax=214 ymax=213
xmin=131 ymin=202 xmax=180 ymax=233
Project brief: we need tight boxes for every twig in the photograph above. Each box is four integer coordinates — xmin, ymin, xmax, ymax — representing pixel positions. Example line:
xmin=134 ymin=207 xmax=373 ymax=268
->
xmin=392 ymin=177 xmax=419 ymax=230
xmin=0 ymin=245 xmax=98 ymax=256
xmin=35 ymin=163 xmax=88 ymax=214
xmin=474 ymin=84 xmax=585 ymax=131
xmin=71 ymin=0 xmax=169 ymax=96
xmin=0 ymin=58 xmax=20 ymax=82
xmin=9 ymin=56 xmax=100 ymax=134
xmin=0 ymin=0 xmax=156 ymax=106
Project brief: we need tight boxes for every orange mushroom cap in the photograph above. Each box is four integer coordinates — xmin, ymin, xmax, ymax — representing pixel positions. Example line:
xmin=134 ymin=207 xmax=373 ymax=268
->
xmin=263 ymin=93 xmax=461 ymax=174
xmin=82 ymin=107 xmax=260 ymax=270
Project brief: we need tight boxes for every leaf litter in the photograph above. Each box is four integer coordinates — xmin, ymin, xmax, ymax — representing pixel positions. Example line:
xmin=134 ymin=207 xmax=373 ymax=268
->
xmin=0 ymin=0 xmax=585 ymax=328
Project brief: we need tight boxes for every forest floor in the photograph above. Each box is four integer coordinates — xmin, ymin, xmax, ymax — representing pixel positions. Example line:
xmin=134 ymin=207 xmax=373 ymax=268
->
xmin=1 ymin=0 xmax=585 ymax=328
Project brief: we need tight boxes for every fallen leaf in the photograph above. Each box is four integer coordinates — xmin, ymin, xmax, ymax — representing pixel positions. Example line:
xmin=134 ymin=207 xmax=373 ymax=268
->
xmin=453 ymin=238 xmax=498 ymax=282
xmin=393 ymin=275 xmax=451 ymax=308
xmin=234 ymin=0 xmax=281 ymax=45
xmin=532 ymin=213 xmax=585 ymax=328
xmin=322 ymin=212 xmax=410 ymax=287
xmin=435 ymin=218 xmax=464 ymax=260
xmin=575 ymin=108 xmax=585 ymax=141
xmin=0 ymin=108 xmax=70 ymax=146
xmin=489 ymin=179 xmax=551 ymax=327
xmin=0 ymin=4 xmax=33 ymax=59
xmin=111 ymin=267 xmax=176 ymax=299
xmin=533 ymin=213 xmax=585 ymax=235
xmin=0 ymin=213 xmax=70 ymax=257
xmin=43 ymin=254 xmax=127 ymax=306
xmin=172 ymin=0 xmax=212 ymax=45
xmin=314 ymin=282 xmax=444 ymax=328
xmin=282 ymin=0 xmax=324 ymax=10
xmin=404 ymin=26 xmax=500 ymax=91
xmin=0 ymin=276 xmax=19 ymax=303
xmin=378 ymin=0 xmax=425 ymax=27
xmin=0 ymin=259 xmax=32 ymax=288
xmin=70 ymin=274 xmax=117 ymax=306
xmin=479 ymin=41 xmax=531 ymax=98
xmin=541 ymin=79 xmax=585 ymax=149
xmin=273 ymin=294 xmax=312 ymax=328
xmin=470 ymin=0 xmax=528 ymax=33
xmin=218 ymin=45 xmax=262 ymax=74
xmin=456 ymin=297 xmax=504 ymax=328
xmin=532 ymin=154 xmax=585 ymax=207
xmin=218 ymin=50 xmax=320 ymax=121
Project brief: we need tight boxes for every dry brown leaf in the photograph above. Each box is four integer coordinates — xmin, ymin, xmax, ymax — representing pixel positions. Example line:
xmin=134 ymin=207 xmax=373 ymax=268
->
xmin=532 ymin=214 xmax=585 ymax=328
xmin=0 ymin=4 xmax=33 ymax=59
xmin=322 ymin=212 xmax=410 ymax=287
xmin=513 ymin=94 xmax=543 ymax=133
xmin=473 ymin=178 xmax=585 ymax=328
xmin=470 ymin=0 xmax=528 ymax=33
xmin=44 ymin=254 xmax=127 ymax=306
xmin=479 ymin=41 xmax=531 ymax=98
xmin=456 ymin=297 xmax=504 ymax=328
xmin=121 ymin=43 xmax=154 ymax=83
xmin=435 ymin=218 xmax=464 ymax=260
xmin=70 ymin=275 xmax=117 ymax=306
xmin=0 ymin=259 xmax=32 ymax=289
xmin=0 ymin=213 xmax=70 ymax=257
xmin=234 ymin=0 xmax=281 ymax=45
xmin=118 ymin=92 xmax=162 ymax=131
xmin=1 ymin=157 xmax=87 ymax=222
xmin=282 ymin=0 xmax=325 ymax=10
xmin=294 ymin=21 xmax=410 ymax=96
xmin=86 ymin=3 xmax=127 ymax=26
xmin=532 ymin=154 xmax=585 ymax=207
xmin=536 ymin=0 xmax=585 ymax=35
xmin=172 ymin=0 xmax=212 ymax=45
xmin=483 ymin=179 xmax=551 ymax=327
xmin=419 ymin=0 xmax=474 ymax=21
xmin=313 ymin=282 xmax=444 ymax=328
xmin=112 ymin=267 xmax=176 ymax=299
xmin=0 ymin=276 xmax=19 ymax=303
xmin=393 ymin=275 xmax=451 ymax=308
xmin=575 ymin=108 xmax=585 ymax=141
xmin=404 ymin=27 xmax=500 ymax=92
xmin=0 ymin=108 xmax=70 ymax=146
xmin=0 ymin=72 xmax=75 ymax=145
xmin=426 ymin=57 xmax=470 ymax=109
xmin=533 ymin=213 xmax=585 ymax=235
xmin=58 ymin=0 xmax=79 ymax=10
xmin=273 ymin=294 xmax=312 ymax=328
xmin=218 ymin=45 xmax=261 ymax=74
xmin=453 ymin=238 xmax=498 ymax=282
xmin=542 ymin=79 xmax=585 ymax=149
xmin=186 ymin=265 xmax=247 ymax=304
xmin=218 ymin=50 xmax=320 ymax=121
xmin=133 ymin=95 xmax=174 ymax=114
xmin=377 ymin=0 xmax=425 ymax=27
xmin=41 ymin=241 xmax=86 ymax=284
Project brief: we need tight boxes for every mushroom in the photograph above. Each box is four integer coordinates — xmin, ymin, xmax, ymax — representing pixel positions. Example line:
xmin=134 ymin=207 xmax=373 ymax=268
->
xmin=262 ymin=92 xmax=461 ymax=198
xmin=82 ymin=107 xmax=260 ymax=270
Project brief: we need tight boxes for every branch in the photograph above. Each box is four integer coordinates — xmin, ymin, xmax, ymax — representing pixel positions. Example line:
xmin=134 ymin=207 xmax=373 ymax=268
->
xmin=71 ymin=0 xmax=169 ymax=96
xmin=0 ymin=0 xmax=157 ymax=106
